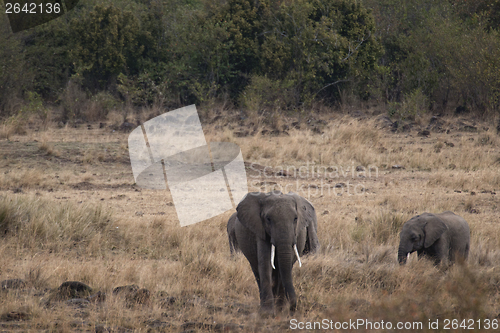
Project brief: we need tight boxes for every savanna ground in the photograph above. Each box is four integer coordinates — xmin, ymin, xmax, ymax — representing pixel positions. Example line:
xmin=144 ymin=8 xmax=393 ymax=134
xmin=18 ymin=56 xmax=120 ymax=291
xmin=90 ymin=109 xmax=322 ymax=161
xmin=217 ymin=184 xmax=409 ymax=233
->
xmin=1 ymin=107 xmax=500 ymax=332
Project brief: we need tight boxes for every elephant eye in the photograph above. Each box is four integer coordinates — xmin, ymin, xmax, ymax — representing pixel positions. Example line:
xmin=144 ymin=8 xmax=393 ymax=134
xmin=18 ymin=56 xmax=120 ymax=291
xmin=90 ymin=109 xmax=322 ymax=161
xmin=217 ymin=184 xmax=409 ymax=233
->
xmin=294 ymin=217 xmax=298 ymax=223
xmin=266 ymin=216 xmax=272 ymax=224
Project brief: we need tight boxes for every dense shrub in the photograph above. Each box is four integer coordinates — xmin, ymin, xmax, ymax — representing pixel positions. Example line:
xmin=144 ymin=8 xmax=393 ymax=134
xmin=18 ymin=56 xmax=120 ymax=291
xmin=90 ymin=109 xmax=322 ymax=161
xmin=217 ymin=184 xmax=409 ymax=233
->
xmin=0 ymin=0 xmax=499 ymax=117
xmin=69 ymin=3 xmax=143 ymax=92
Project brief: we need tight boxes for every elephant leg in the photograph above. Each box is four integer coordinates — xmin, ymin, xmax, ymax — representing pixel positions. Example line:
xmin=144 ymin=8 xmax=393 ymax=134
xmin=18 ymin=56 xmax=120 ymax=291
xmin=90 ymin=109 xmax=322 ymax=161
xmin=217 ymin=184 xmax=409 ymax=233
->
xmin=256 ymin=238 xmax=274 ymax=313
xmin=421 ymin=243 xmax=445 ymax=265
xmin=234 ymin=221 xmax=268 ymax=308
xmin=272 ymin=268 xmax=286 ymax=310
xmin=432 ymin=238 xmax=449 ymax=264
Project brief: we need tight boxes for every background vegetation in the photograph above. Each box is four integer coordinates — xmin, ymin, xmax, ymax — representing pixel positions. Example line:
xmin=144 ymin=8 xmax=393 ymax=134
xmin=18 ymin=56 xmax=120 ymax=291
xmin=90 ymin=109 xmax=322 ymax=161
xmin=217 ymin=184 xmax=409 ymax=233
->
xmin=0 ymin=0 xmax=499 ymax=123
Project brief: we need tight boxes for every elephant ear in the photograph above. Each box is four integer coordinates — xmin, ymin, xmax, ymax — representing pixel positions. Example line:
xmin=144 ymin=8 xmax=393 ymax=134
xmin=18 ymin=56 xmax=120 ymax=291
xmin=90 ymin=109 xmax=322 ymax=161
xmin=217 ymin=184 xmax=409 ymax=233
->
xmin=236 ymin=192 xmax=268 ymax=240
xmin=423 ymin=213 xmax=449 ymax=248
xmin=287 ymin=192 xmax=320 ymax=254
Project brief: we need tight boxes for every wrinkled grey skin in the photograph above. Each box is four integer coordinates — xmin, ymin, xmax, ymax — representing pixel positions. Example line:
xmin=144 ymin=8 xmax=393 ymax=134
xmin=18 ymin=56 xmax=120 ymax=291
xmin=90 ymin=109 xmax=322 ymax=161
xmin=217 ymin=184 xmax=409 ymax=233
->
xmin=398 ymin=211 xmax=470 ymax=265
xmin=229 ymin=191 xmax=320 ymax=314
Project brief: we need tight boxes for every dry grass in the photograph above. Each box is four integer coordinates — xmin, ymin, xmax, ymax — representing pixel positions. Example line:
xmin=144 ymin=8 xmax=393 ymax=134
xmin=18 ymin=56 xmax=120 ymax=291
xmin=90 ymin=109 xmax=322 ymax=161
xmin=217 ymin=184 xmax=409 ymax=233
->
xmin=0 ymin=123 xmax=14 ymax=140
xmin=0 ymin=168 xmax=48 ymax=190
xmin=0 ymin=195 xmax=113 ymax=253
xmin=1 ymin=112 xmax=500 ymax=331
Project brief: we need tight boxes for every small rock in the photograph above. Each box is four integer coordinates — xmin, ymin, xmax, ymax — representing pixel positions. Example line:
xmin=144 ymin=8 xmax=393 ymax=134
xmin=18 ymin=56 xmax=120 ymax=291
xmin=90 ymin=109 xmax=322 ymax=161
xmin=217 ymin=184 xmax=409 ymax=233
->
xmin=119 ymin=122 xmax=134 ymax=132
xmin=402 ymin=124 xmax=412 ymax=132
xmin=471 ymin=191 xmax=476 ymax=196
xmin=312 ymin=126 xmax=323 ymax=134
xmin=0 ymin=311 xmax=30 ymax=321
xmin=12 ymin=188 xmax=23 ymax=194
xmin=455 ymin=105 xmax=467 ymax=114
xmin=322 ymin=210 xmax=330 ymax=215
xmin=234 ymin=130 xmax=249 ymax=137
xmin=159 ymin=296 xmax=177 ymax=309
xmin=135 ymin=211 xmax=144 ymax=216
xmin=276 ymin=170 xmax=291 ymax=177
xmin=87 ymin=291 xmax=106 ymax=303
xmin=376 ymin=115 xmax=393 ymax=129
xmin=335 ymin=183 xmax=345 ymax=188
xmin=444 ymin=141 xmax=454 ymax=147
xmin=461 ymin=125 xmax=477 ymax=132
xmin=391 ymin=165 xmax=405 ymax=169
xmin=429 ymin=116 xmax=439 ymax=125
xmin=58 ymin=281 xmax=93 ymax=299
xmin=1 ymin=279 xmax=26 ymax=290
xmin=144 ymin=319 xmax=171 ymax=329
xmin=126 ymin=288 xmax=150 ymax=306
xmin=418 ymin=130 xmax=430 ymax=137
xmin=113 ymin=285 xmax=139 ymax=296
xmin=391 ymin=121 xmax=399 ymax=132
xmin=65 ymin=298 xmax=90 ymax=308
xmin=355 ymin=166 xmax=365 ymax=172
xmin=448 ymin=164 xmax=456 ymax=170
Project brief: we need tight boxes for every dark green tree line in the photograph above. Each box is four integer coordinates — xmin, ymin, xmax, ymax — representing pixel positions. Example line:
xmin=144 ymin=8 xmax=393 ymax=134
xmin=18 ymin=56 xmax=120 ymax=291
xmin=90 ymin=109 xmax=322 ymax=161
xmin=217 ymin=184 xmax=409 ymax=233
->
xmin=0 ymin=0 xmax=499 ymax=120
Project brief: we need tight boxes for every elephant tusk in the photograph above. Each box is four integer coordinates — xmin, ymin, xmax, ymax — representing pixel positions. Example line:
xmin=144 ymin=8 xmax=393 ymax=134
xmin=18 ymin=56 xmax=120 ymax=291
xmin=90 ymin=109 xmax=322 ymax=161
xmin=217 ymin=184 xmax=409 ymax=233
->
xmin=271 ymin=244 xmax=276 ymax=269
xmin=294 ymin=244 xmax=302 ymax=267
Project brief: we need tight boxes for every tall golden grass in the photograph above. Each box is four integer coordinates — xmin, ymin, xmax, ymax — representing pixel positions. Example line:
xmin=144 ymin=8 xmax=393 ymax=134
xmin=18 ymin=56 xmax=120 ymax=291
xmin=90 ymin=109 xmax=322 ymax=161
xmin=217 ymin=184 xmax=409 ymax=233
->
xmin=0 ymin=112 xmax=499 ymax=331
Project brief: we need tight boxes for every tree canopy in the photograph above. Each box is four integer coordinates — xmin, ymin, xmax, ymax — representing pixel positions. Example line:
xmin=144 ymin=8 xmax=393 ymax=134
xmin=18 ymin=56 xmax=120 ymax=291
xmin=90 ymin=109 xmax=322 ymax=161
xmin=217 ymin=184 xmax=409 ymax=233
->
xmin=0 ymin=0 xmax=499 ymax=119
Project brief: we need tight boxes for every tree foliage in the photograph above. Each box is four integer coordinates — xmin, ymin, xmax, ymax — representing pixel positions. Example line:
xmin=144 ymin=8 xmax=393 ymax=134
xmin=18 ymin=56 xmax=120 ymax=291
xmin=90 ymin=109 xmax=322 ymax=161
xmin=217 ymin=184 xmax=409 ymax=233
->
xmin=0 ymin=0 xmax=499 ymax=118
xmin=69 ymin=3 xmax=143 ymax=92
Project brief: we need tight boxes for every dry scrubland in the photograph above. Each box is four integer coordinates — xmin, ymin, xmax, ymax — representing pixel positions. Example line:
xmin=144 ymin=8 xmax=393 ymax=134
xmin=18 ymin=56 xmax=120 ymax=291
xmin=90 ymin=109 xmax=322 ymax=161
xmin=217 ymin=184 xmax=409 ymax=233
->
xmin=1 ymin=109 xmax=500 ymax=332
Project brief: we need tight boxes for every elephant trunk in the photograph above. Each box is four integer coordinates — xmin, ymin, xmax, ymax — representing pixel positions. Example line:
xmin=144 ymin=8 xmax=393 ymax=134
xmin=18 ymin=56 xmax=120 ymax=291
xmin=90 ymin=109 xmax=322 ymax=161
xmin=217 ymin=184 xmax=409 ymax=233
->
xmin=398 ymin=246 xmax=408 ymax=265
xmin=277 ymin=244 xmax=297 ymax=311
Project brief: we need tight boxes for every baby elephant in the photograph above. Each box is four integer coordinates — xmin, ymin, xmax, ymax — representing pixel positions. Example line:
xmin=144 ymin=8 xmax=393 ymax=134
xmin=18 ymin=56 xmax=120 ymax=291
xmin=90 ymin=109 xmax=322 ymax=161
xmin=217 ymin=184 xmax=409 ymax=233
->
xmin=398 ymin=211 xmax=470 ymax=265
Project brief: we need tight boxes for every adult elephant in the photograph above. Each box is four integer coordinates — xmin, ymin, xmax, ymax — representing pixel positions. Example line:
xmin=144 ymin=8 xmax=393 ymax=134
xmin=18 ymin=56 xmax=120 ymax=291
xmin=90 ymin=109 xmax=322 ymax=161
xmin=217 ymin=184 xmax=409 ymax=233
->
xmin=398 ymin=211 xmax=470 ymax=265
xmin=229 ymin=191 xmax=320 ymax=314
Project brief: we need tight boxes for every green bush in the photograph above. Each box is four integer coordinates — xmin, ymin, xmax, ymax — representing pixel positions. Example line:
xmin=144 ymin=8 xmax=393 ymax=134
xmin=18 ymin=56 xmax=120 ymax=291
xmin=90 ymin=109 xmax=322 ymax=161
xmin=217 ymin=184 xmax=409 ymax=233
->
xmin=240 ymin=75 xmax=298 ymax=112
xmin=257 ymin=0 xmax=382 ymax=107
xmin=365 ymin=0 xmax=500 ymax=115
xmin=0 ymin=13 xmax=30 ymax=115
xmin=69 ymin=3 xmax=143 ymax=92
xmin=388 ymin=88 xmax=428 ymax=120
